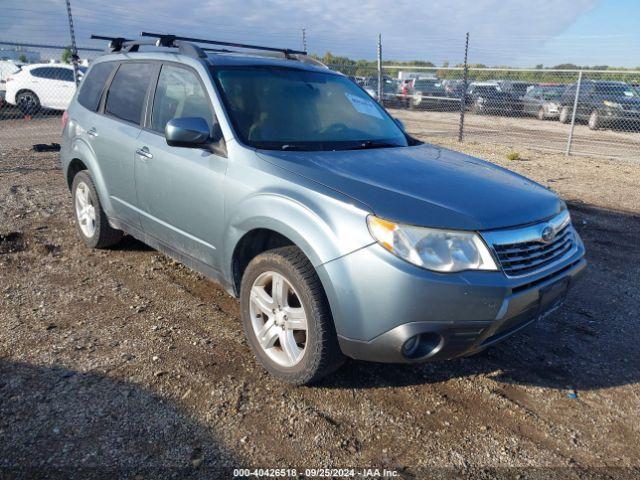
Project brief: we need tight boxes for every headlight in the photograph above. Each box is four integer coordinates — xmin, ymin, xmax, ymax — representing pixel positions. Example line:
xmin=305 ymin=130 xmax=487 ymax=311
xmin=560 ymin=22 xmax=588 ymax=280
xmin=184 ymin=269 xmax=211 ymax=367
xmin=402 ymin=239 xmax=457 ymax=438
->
xmin=367 ymin=216 xmax=498 ymax=273
xmin=603 ymin=100 xmax=622 ymax=109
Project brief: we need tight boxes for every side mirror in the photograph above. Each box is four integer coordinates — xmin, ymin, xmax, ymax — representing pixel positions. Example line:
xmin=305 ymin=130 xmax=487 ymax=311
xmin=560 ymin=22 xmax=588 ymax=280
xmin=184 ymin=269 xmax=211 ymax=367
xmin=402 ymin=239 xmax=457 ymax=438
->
xmin=165 ymin=117 xmax=210 ymax=148
xmin=393 ymin=117 xmax=405 ymax=131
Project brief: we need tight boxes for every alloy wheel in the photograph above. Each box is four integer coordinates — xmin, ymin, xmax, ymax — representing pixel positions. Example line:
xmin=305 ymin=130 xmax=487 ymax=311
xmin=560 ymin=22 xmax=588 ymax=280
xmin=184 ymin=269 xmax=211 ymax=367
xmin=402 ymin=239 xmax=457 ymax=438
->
xmin=249 ymin=271 xmax=308 ymax=367
xmin=75 ymin=181 xmax=97 ymax=238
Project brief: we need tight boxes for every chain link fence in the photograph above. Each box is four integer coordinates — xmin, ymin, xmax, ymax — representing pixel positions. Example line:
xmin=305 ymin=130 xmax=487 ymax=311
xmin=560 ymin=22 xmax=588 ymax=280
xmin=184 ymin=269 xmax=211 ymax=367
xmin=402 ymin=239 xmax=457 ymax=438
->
xmin=330 ymin=63 xmax=640 ymax=160
xmin=0 ymin=43 xmax=100 ymax=148
xmin=1 ymin=40 xmax=640 ymax=161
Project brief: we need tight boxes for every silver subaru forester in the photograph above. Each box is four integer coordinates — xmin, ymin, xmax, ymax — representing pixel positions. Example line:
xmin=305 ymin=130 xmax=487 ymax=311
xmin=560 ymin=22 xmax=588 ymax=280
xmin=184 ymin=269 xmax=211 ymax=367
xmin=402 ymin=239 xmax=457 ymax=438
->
xmin=61 ymin=34 xmax=586 ymax=384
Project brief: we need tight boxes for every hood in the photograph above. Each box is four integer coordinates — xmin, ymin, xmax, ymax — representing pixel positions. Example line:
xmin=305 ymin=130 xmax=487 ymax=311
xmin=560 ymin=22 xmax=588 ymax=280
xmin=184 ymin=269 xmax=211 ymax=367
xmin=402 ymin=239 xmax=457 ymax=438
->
xmin=611 ymin=96 xmax=640 ymax=108
xmin=257 ymin=144 xmax=563 ymax=230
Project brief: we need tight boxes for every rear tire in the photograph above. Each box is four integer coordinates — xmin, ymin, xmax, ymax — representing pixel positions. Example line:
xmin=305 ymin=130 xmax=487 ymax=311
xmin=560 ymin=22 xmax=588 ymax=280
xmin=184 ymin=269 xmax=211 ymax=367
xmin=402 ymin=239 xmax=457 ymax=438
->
xmin=16 ymin=90 xmax=40 ymax=115
xmin=559 ymin=105 xmax=571 ymax=123
xmin=588 ymin=109 xmax=601 ymax=130
xmin=71 ymin=171 xmax=123 ymax=249
xmin=240 ymin=246 xmax=344 ymax=385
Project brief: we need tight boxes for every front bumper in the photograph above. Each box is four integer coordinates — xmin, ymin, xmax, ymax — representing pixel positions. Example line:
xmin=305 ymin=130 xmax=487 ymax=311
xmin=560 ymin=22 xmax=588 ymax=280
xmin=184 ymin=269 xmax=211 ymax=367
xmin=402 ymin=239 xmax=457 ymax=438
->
xmin=318 ymin=238 xmax=586 ymax=363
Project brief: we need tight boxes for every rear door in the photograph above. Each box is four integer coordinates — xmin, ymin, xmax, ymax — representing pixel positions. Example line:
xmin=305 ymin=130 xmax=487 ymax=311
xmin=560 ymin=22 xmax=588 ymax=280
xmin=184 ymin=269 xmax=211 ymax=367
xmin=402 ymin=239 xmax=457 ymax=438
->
xmin=91 ymin=61 xmax=157 ymax=229
xmin=135 ymin=62 xmax=228 ymax=268
xmin=31 ymin=67 xmax=73 ymax=109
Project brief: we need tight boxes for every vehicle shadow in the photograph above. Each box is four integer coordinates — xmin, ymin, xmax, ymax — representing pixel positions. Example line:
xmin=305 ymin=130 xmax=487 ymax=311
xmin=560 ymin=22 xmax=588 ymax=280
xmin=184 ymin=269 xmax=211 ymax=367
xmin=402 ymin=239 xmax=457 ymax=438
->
xmin=0 ymin=360 xmax=236 ymax=478
xmin=318 ymin=202 xmax=640 ymax=392
xmin=112 ymin=234 xmax=154 ymax=252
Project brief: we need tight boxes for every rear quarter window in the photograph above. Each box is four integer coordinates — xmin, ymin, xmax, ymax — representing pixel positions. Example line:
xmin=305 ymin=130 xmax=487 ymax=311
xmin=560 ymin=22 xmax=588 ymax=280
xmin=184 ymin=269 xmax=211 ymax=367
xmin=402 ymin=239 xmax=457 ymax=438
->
xmin=77 ymin=62 xmax=116 ymax=111
xmin=31 ymin=67 xmax=74 ymax=81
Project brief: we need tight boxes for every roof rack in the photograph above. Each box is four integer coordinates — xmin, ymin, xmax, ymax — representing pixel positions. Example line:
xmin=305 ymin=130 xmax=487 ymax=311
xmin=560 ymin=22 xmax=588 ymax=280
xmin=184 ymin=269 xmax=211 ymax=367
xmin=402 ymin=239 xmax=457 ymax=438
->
xmin=91 ymin=34 xmax=155 ymax=53
xmin=141 ymin=31 xmax=306 ymax=59
xmin=90 ymin=32 xmax=325 ymax=67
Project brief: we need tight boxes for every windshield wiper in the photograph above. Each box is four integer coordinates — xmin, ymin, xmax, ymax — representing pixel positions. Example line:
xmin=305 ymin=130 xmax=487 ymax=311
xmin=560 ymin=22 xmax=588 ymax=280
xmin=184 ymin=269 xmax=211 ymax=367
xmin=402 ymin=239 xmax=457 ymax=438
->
xmin=349 ymin=140 xmax=402 ymax=150
xmin=281 ymin=144 xmax=310 ymax=151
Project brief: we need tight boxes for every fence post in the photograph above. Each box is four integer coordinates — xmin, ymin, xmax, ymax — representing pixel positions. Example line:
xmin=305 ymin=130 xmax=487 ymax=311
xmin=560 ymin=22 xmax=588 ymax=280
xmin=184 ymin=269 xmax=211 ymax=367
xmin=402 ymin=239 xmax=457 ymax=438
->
xmin=377 ymin=34 xmax=383 ymax=106
xmin=301 ymin=28 xmax=307 ymax=52
xmin=64 ymin=0 xmax=80 ymax=86
xmin=458 ymin=32 xmax=469 ymax=142
xmin=565 ymin=70 xmax=583 ymax=156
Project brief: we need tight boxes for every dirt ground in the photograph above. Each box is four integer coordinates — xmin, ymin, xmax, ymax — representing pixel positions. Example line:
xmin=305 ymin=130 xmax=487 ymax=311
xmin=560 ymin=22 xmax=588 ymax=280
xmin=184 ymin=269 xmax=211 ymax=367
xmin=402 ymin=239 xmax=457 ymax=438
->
xmin=1 ymin=121 xmax=640 ymax=478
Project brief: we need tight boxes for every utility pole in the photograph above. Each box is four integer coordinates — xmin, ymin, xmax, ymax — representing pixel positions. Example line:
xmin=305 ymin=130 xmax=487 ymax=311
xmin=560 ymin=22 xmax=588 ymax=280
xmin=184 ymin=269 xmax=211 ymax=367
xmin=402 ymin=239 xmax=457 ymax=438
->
xmin=377 ymin=34 xmax=383 ymax=105
xmin=64 ymin=0 xmax=80 ymax=86
xmin=302 ymin=28 xmax=307 ymax=52
xmin=458 ymin=32 xmax=470 ymax=142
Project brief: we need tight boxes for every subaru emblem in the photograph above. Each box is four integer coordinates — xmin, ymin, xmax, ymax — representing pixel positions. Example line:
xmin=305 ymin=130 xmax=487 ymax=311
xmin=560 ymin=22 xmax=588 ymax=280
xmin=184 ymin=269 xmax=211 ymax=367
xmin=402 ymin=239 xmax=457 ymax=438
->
xmin=541 ymin=226 xmax=555 ymax=243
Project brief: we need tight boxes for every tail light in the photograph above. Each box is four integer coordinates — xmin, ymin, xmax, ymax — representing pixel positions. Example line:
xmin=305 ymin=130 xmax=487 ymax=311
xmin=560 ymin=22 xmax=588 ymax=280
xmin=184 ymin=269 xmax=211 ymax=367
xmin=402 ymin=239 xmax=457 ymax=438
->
xmin=61 ymin=111 xmax=69 ymax=130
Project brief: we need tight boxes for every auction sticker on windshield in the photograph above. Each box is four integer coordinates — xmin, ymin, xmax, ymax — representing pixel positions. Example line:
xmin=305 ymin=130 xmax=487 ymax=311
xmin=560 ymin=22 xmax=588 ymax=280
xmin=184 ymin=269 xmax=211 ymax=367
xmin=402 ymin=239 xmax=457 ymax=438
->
xmin=345 ymin=93 xmax=383 ymax=119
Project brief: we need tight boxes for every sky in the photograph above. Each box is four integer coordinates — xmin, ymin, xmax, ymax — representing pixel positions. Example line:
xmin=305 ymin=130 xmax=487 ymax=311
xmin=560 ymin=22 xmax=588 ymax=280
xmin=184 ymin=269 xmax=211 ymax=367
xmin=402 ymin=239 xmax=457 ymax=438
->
xmin=2 ymin=0 xmax=639 ymax=68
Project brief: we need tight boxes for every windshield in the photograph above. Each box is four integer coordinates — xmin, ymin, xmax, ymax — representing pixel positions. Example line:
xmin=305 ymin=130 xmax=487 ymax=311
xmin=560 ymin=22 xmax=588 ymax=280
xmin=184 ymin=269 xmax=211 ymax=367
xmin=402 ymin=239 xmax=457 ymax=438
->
xmin=594 ymin=83 xmax=637 ymax=98
xmin=509 ymin=84 xmax=533 ymax=95
xmin=474 ymin=86 xmax=499 ymax=95
xmin=212 ymin=66 xmax=407 ymax=151
xmin=539 ymin=86 xmax=565 ymax=99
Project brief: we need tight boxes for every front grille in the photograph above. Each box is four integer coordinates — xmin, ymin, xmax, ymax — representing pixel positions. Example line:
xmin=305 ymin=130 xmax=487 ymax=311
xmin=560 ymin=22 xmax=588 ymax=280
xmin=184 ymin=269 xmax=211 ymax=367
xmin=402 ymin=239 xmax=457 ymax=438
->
xmin=493 ymin=223 xmax=575 ymax=277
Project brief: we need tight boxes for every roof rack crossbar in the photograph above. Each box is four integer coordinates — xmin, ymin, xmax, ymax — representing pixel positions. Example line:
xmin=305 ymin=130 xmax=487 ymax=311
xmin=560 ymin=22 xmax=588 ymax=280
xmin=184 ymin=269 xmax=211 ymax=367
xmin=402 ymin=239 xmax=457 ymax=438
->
xmin=90 ymin=34 xmax=133 ymax=52
xmin=91 ymin=34 xmax=205 ymax=57
xmin=140 ymin=31 xmax=307 ymax=58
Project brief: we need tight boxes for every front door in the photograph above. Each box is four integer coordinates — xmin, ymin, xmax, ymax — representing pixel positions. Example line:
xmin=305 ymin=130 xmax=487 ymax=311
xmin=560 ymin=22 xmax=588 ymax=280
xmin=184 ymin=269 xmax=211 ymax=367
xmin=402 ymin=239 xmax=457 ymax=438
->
xmin=135 ymin=63 xmax=227 ymax=268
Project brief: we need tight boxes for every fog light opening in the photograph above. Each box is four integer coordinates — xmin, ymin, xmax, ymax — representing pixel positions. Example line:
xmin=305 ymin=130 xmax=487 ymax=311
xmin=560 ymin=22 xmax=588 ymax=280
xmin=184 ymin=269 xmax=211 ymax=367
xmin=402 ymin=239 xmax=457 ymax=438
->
xmin=401 ymin=333 xmax=442 ymax=360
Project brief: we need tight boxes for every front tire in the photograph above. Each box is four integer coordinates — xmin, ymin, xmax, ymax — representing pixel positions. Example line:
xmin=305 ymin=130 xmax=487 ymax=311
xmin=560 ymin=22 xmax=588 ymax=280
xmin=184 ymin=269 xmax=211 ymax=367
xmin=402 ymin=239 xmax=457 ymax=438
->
xmin=472 ymin=98 xmax=485 ymax=114
xmin=240 ymin=246 xmax=344 ymax=385
xmin=71 ymin=171 xmax=123 ymax=249
xmin=588 ymin=109 xmax=601 ymax=130
xmin=559 ymin=105 xmax=571 ymax=123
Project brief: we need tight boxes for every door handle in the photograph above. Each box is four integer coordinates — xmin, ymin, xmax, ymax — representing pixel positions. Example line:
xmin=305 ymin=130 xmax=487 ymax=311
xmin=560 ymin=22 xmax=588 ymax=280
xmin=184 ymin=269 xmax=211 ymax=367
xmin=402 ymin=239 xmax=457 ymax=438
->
xmin=86 ymin=127 xmax=98 ymax=137
xmin=135 ymin=146 xmax=153 ymax=160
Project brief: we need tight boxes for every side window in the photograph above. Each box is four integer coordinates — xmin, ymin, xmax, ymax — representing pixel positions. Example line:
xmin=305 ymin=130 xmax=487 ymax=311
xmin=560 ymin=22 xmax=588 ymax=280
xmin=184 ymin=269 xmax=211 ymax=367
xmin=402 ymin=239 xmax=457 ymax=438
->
xmin=57 ymin=68 xmax=75 ymax=82
xmin=77 ymin=62 xmax=116 ymax=111
xmin=105 ymin=62 xmax=154 ymax=125
xmin=30 ymin=67 xmax=48 ymax=79
xmin=151 ymin=64 xmax=215 ymax=134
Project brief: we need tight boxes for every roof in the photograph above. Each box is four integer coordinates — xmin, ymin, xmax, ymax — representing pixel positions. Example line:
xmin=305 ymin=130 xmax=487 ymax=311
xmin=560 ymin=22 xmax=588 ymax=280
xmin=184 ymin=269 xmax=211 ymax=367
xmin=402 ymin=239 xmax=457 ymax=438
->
xmin=205 ymin=52 xmax=333 ymax=74
xmin=22 ymin=63 xmax=75 ymax=69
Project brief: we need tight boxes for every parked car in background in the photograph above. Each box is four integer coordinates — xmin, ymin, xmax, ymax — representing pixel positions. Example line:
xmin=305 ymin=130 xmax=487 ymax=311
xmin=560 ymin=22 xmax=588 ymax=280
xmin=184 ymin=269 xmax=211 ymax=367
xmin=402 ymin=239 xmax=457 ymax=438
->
xmin=466 ymin=83 xmax=517 ymax=116
xmin=0 ymin=60 xmax=21 ymax=108
xmin=521 ymin=84 xmax=566 ymax=120
xmin=4 ymin=63 xmax=85 ymax=114
xmin=363 ymin=77 xmax=403 ymax=107
xmin=558 ymin=80 xmax=640 ymax=130
xmin=406 ymin=78 xmax=453 ymax=110
xmin=441 ymin=79 xmax=465 ymax=99
xmin=497 ymin=81 xmax=536 ymax=116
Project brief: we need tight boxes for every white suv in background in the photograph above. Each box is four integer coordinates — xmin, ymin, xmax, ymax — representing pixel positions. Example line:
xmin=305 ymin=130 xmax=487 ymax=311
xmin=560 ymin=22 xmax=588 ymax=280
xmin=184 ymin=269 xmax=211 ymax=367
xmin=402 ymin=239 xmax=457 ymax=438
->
xmin=5 ymin=63 xmax=84 ymax=114
xmin=0 ymin=60 xmax=21 ymax=106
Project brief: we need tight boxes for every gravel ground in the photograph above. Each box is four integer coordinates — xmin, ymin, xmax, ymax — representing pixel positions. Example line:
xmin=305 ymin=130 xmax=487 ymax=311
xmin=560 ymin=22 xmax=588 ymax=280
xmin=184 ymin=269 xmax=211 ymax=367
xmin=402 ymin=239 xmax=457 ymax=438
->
xmin=389 ymin=108 xmax=640 ymax=161
xmin=1 ymin=124 xmax=639 ymax=478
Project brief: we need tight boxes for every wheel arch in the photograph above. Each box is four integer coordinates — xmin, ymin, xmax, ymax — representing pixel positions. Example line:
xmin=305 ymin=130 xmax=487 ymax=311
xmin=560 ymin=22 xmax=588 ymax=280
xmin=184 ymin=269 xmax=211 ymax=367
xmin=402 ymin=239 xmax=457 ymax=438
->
xmin=64 ymin=139 xmax=114 ymax=215
xmin=223 ymin=192 xmax=370 ymax=297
